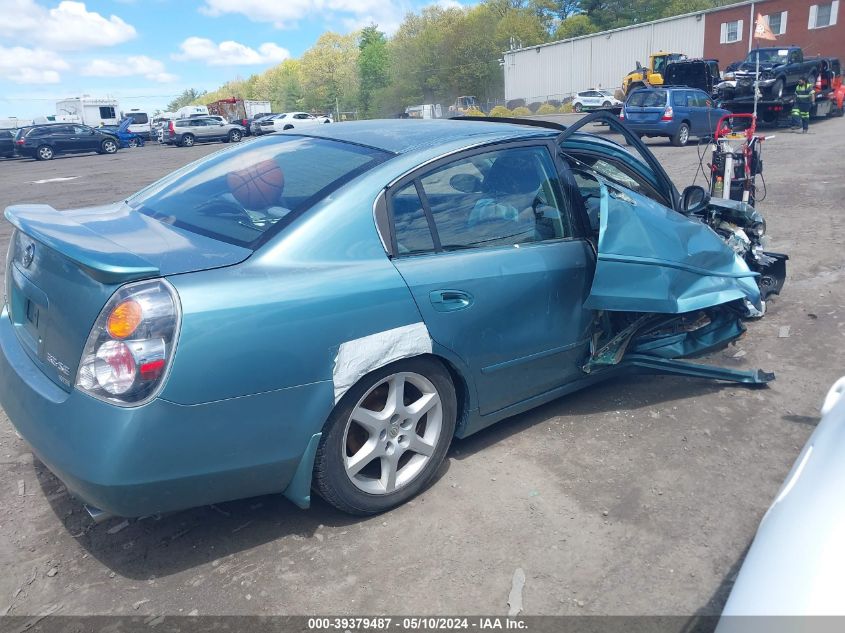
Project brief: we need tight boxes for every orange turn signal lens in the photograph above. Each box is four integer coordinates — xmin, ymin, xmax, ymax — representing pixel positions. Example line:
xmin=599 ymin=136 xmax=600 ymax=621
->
xmin=107 ymin=300 xmax=143 ymax=339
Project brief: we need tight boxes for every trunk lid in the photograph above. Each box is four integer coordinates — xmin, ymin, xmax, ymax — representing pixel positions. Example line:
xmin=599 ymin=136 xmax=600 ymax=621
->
xmin=4 ymin=203 xmax=251 ymax=391
xmin=624 ymin=90 xmax=668 ymax=123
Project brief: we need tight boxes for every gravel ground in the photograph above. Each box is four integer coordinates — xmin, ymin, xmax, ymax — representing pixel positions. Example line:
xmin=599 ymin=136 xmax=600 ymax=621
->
xmin=0 ymin=118 xmax=843 ymax=617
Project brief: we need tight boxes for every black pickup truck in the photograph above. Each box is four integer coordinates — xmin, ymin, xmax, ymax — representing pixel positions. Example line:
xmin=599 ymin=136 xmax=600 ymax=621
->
xmin=733 ymin=47 xmax=821 ymax=98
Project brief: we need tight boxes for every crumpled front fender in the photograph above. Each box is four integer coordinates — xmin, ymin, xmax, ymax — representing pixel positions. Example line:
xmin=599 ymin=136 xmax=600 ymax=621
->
xmin=585 ymin=184 xmax=761 ymax=314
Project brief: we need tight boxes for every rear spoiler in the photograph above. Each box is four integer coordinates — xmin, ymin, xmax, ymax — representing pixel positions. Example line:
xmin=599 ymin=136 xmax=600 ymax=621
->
xmin=4 ymin=204 xmax=159 ymax=284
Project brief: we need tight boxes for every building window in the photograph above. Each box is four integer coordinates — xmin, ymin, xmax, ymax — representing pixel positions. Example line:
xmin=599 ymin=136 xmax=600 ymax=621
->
xmin=99 ymin=106 xmax=116 ymax=119
xmin=809 ymin=1 xmax=839 ymax=28
xmin=720 ymin=19 xmax=744 ymax=43
xmin=766 ymin=10 xmax=788 ymax=34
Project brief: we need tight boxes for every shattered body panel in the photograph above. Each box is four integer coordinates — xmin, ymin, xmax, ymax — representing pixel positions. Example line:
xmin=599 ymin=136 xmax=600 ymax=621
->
xmin=586 ymin=184 xmax=761 ymax=314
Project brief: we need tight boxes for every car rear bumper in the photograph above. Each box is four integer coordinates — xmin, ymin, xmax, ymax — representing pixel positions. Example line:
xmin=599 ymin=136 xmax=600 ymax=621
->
xmin=0 ymin=308 xmax=330 ymax=517
xmin=622 ymin=120 xmax=679 ymax=136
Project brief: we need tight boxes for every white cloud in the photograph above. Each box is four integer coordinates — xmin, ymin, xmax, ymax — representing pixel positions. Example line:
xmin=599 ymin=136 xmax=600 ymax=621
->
xmin=0 ymin=46 xmax=69 ymax=84
xmin=174 ymin=37 xmax=290 ymax=66
xmin=82 ymin=56 xmax=177 ymax=83
xmin=200 ymin=0 xmax=398 ymax=29
xmin=0 ymin=0 xmax=136 ymax=51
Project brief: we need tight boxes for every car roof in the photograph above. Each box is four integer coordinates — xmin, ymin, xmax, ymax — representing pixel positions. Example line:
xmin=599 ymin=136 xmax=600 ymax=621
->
xmin=299 ymin=119 xmax=555 ymax=154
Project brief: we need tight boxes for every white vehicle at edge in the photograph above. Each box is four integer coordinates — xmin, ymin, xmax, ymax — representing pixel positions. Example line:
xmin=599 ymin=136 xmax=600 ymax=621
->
xmin=572 ymin=89 xmax=622 ymax=112
xmin=272 ymin=112 xmax=332 ymax=132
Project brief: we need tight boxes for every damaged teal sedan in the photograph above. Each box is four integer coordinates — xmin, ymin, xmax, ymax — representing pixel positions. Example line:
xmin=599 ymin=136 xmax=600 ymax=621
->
xmin=0 ymin=113 xmax=787 ymax=518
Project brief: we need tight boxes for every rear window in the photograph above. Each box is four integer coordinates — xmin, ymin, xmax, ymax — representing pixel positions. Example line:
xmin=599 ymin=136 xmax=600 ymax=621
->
xmin=127 ymin=113 xmax=148 ymax=124
xmin=128 ymin=135 xmax=391 ymax=248
xmin=627 ymin=90 xmax=667 ymax=107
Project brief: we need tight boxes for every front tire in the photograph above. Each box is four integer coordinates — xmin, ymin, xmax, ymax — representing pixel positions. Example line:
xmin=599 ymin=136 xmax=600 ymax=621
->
xmin=127 ymin=138 xmax=140 ymax=148
xmin=671 ymin=122 xmax=690 ymax=147
xmin=35 ymin=145 xmax=54 ymax=161
xmin=770 ymin=78 xmax=784 ymax=99
xmin=314 ymin=356 xmax=457 ymax=515
xmin=101 ymin=138 xmax=118 ymax=154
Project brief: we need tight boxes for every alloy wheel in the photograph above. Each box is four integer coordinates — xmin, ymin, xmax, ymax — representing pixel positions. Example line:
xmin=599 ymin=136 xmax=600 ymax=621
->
xmin=342 ymin=371 xmax=443 ymax=495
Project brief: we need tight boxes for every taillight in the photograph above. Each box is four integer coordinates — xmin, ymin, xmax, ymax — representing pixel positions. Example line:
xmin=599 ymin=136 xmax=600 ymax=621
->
xmin=661 ymin=106 xmax=674 ymax=121
xmin=619 ymin=109 xmax=625 ymax=120
xmin=15 ymin=138 xmax=24 ymax=145
xmin=76 ymin=279 xmax=180 ymax=406
xmin=168 ymin=121 xmax=175 ymax=134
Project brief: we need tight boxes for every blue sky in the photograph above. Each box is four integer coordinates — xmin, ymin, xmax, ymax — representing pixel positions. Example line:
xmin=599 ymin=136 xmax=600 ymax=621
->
xmin=0 ymin=0 xmax=465 ymax=120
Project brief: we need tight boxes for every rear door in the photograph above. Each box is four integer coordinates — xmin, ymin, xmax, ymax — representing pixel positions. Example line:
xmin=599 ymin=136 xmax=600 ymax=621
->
xmin=388 ymin=142 xmax=596 ymax=415
xmin=50 ymin=126 xmax=75 ymax=153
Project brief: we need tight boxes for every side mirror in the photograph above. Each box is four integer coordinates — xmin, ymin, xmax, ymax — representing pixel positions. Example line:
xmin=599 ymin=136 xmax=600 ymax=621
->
xmin=450 ymin=173 xmax=481 ymax=193
xmin=681 ymin=185 xmax=709 ymax=214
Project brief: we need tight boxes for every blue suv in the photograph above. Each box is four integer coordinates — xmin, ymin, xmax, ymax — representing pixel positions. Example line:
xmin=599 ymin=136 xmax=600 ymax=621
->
xmin=620 ymin=87 xmax=731 ymax=146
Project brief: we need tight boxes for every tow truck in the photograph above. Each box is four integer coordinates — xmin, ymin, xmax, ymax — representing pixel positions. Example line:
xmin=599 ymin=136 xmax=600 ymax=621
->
xmin=719 ymin=57 xmax=844 ymax=125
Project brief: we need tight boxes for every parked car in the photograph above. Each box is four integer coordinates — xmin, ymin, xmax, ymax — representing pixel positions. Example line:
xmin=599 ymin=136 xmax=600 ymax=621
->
xmin=1 ymin=129 xmax=16 ymax=158
xmin=250 ymin=113 xmax=282 ymax=136
xmin=0 ymin=115 xmax=781 ymax=521
xmin=100 ymin=118 xmax=145 ymax=148
xmin=272 ymin=112 xmax=332 ymax=132
xmin=620 ymin=87 xmax=732 ymax=146
xmin=13 ymin=123 xmax=119 ymax=160
xmin=160 ymin=116 xmax=245 ymax=147
xmin=572 ymin=89 xmax=622 ymax=112
xmin=717 ymin=376 xmax=845 ymax=622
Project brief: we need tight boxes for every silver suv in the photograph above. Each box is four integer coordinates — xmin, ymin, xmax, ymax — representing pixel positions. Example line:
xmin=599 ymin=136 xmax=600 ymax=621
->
xmin=161 ymin=116 xmax=246 ymax=147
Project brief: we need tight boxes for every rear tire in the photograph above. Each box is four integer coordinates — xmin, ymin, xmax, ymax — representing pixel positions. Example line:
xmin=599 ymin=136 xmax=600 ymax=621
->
xmin=671 ymin=123 xmax=690 ymax=147
xmin=36 ymin=145 xmax=54 ymax=161
xmin=313 ymin=356 xmax=457 ymax=515
xmin=602 ymin=101 xmax=612 ymax=108
xmin=228 ymin=129 xmax=242 ymax=142
xmin=574 ymin=102 xmax=583 ymax=113
xmin=180 ymin=134 xmax=195 ymax=147
xmin=283 ymin=124 xmax=294 ymax=130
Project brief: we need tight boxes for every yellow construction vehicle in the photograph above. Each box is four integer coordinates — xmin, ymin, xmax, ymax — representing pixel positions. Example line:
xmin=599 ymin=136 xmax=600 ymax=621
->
xmin=622 ymin=52 xmax=687 ymax=95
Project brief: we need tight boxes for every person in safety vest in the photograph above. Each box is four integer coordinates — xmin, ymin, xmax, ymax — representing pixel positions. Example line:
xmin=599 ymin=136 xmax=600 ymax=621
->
xmin=791 ymin=77 xmax=814 ymax=133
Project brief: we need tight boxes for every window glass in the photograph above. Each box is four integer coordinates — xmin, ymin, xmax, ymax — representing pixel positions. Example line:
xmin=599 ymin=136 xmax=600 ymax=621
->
xmin=726 ymin=20 xmax=739 ymax=42
xmin=672 ymin=91 xmax=687 ymax=107
xmin=628 ymin=90 xmax=667 ymax=107
xmin=414 ymin=146 xmax=571 ymax=251
xmin=816 ymin=3 xmax=832 ymax=27
xmin=127 ymin=113 xmax=148 ymax=124
xmin=391 ymin=183 xmax=436 ymax=255
xmin=73 ymin=126 xmax=89 ymax=134
xmin=128 ymin=135 xmax=390 ymax=249
xmin=99 ymin=106 xmax=116 ymax=119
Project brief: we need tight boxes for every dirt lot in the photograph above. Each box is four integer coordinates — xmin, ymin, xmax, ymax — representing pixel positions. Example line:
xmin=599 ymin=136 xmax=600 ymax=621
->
xmin=0 ymin=118 xmax=843 ymax=618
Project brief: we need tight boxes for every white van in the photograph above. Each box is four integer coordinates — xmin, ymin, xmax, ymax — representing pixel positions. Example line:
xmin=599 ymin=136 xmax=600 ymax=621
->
xmin=123 ymin=109 xmax=152 ymax=139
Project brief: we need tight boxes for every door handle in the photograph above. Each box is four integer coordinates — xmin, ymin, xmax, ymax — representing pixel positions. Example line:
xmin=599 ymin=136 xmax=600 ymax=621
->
xmin=429 ymin=289 xmax=473 ymax=312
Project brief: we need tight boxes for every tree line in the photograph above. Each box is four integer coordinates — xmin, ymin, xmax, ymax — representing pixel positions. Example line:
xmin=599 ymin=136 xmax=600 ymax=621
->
xmin=166 ymin=0 xmax=729 ymax=118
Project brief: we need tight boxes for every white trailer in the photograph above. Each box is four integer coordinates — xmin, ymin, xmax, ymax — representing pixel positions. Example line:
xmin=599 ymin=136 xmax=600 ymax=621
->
xmin=55 ymin=97 xmax=120 ymax=127
xmin=175 ymin=105 xmax=209 ymax=118
xmin=244 ymin=100 xmax=272 ymax=118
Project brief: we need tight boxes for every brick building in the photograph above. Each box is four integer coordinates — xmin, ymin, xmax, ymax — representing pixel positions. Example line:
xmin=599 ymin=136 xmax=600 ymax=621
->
xmin=704 ymin=0 xmax=842 ymax=64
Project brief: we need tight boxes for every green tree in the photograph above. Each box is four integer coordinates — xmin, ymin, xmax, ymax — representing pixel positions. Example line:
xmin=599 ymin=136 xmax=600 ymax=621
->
xmin=553 ymin=13 xmax=598 ymax=39
xmin=299 ymin=31 xmax=360 ymax=116
xmin=358 ymin=25 xmax=389 ymax=118
xmin=166 ymin=88 xmax=206 ymax=112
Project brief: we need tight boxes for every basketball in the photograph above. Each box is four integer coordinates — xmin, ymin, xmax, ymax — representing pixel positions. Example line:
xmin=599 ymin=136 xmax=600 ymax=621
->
xmin=227 ymin=160 xmax=285 ymax=209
